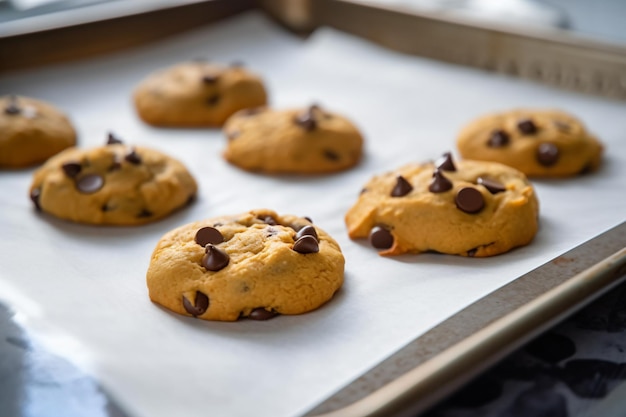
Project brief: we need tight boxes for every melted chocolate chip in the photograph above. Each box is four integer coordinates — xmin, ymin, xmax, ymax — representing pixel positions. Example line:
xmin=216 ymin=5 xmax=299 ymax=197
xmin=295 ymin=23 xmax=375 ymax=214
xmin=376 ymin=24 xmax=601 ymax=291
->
xmin=467 ymin=248 xmax=478 ymax=257
xmin=391 ymin=175 xmax=413 ymax=197
xmin=108 ymin=158 xmax=122 ymax=172
xmin=125 ymin=148 xmax=141 ymax=165
xmin=266 ymin=226 xmax=277 ymax=237
xmin=249 ymin=308 xmax=279 ymax=321
xmin=195 ymin=227 xmax=224 ymax=247
xmin=202 ymin=244 xmax=229 ymax=271
xmin=295 ymin=225 xmax=318 ymax=241
xmin=202 ymin=74 xmax=219 ymax=83
xmin=295 ymin=106 xmax=318 ymax=131
xmin=477 ymin=177 xmax=506 ymax=194
xmin=207 ymin=94 xmax=220 ymax=106
xmin=537 ymin=143 xmax=559 ymax=166
xmin=369 ymin=226 xmax=394 ymax=250
xmin=518 ymin=118 xmax=538 ymax=135
xmin=323 ymin=149 xmax=340 ymax=161
xmin=436 ymin=152 xmax=456 ymax=172
xmin=30 ymin=188 xmax=41 ymax=211
xmin=182 ymin=291 xmax=209 ymax=317
xmin=4 ymin=95 xmax=20 ymax=115
xmin=428 ymin=169 xmax=452 ymax=193
xmin=488 ymin=129 xmax=510 ymax=147
xmin=101 ymin=203 xmax=113 ymax=212
xmin=61 ymin=162 xmax=82 ymax=178
xmin=106 ymin=132 xmax=123 ymax=145
xmin=76 ymin=174 xmax=104 ymax=194
xmin=455 ymin=187 xmax=484 ymax=214
xmin=137 ymin=209 xmax=153 ymax=218
xmin=259 ymin=215 xmax=277 ymax=226
xmin=293 ymin=235 xmax=319 ymax=254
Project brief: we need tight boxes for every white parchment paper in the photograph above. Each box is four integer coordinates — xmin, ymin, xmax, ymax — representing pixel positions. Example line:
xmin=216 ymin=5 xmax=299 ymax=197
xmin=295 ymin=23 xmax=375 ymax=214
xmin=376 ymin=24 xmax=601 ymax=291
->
xmin=1 ymin=12 xmax=625 ymax=417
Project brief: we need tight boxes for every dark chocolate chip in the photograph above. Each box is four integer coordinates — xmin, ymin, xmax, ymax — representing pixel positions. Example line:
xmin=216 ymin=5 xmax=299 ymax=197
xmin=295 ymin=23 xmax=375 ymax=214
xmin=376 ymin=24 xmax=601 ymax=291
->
xmin=137 ymin=209 xmax=153 ymax=218
xmin=553 ymin=120 xmax=570 ymax=132
xmin=488 ymin=129 xmax=510 ymax=147
xmin=249 ymin=308 xmax=278 ymax=321
xmin=455 ymin=187 xmax=484 ymax=214
xmin=428 ymin=169 xmax=452 ymax=193
xmin=304 ymin=216 xmax=313 ymax=223
xmin=323 ymin=149 xmax=340 ymax=161
xmin=182 ymin=291 xmax=209 ymax=317
xmin=106 ymin=132 xmax=123 ymax=145
xmin=30 ymin=188 xmax=41 ymax=211
xmin=61 ymin=162 xmax=82 ymax=178
xmin=101 ymin=203 xmax=113 ymax=212
xmin=76 ymin=174 xmax=104 ymax=194
xmin=391 ymin=175 xmax=413 ymax=197
xmin=467 ymin=248 xmax=478 ymax=257
xmin=295 ymin=225 xmax=318 ymax=241
xmin=195 ymin=226 xmax=224 ymax=247
xmin=202 ymin=74 xmax=219 ymax=83
xmin=207 ymin=94 xmax=220 ymax=106
xmin=202 ymin=244 xmax=229 ymax=271
xmin=436 ymin=152 xmax=456 ymax=172
xmin=518 ymin=118 xmax=538 ymax=135
xmin=259 ymin=215 xmax=277 ymax=226
xmin=477 ymin=177 xmax=506 ymax=194
xmin=537 ymin=143 xmax=559 ymax=166
xmin=108 ymin=158 xmax=122 ymax=172
xmin=266 ymin=226 xmax=277 ymax=237
xmin=360 ymin=188 xmax=368 ymax=195
xmin=125 ymin=148 xmax=141 ymax=165
xmin=369 ymin=226 xmax=394 ymax=250
xmin=4 ymin=95 xmax=20 ymax=115
xmin=295 ymin=105 xmax=319 ymax=131
xmin=293 ymin=235 xmax=319 ymax=254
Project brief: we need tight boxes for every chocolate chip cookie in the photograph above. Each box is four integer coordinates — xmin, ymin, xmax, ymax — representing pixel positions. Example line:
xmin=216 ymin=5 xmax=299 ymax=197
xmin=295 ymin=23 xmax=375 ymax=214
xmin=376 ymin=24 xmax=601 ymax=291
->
xmin=133 ymin=61 xmax=267 ymax=127
xmin=456 ymin=109 xmax=603 ymax=177
xmin=222 ymin=104 xmax=364 ymax=174
xmin=0 ymin=95 xmax=76 ymax=168
xmin=147 ymin=209 xmax=345 ymax=321
xmin=29 ymin=133 xmax=197 ymax=225
xmin=345 ymin=153 xmax=539 ymax=257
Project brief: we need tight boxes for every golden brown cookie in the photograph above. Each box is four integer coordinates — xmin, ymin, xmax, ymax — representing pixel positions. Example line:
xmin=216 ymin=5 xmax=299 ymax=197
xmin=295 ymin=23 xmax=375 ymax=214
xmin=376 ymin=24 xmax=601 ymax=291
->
xmin=29 ymin=133 xmax=197 ymax=225
xmin=345 ymin=153 xmax=539 ymax=257
xmin=147 ymin=209 xmax=345 ymax=321
xmin=133 ymin=61 xmax=267 ymax=127
xmin=223 ymin=104 xmax=364 ymax=174
xmin=456 ymin=109 xmax=603 ymax=177
xmin=0 ymin=95 xmax=76 ymax=168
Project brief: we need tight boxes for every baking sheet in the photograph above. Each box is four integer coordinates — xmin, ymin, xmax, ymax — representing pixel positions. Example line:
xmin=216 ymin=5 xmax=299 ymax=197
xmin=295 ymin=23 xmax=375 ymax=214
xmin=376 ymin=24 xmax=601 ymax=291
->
xmin=0 ymin=11 xmax=625 ymax=417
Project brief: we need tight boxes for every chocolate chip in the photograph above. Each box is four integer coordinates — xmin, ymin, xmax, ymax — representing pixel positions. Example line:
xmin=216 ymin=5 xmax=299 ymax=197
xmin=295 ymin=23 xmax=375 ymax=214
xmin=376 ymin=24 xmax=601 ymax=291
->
xmin=207 ymin=94 xmax=220 ymax=106
xmin=76 ymin=174 xmax=104 ymax=194
xmin=537 ymin=143 xmax=559 ymax=166
xmin=4 ymin=95 xmax=20 ymax=115
xmin=227 ymin=130 xmax=240 ymax=141
xmin=258 ymin=215 xmax=277 ymax=226
xmin=369 ymin=226 xmax=394 ymax=250
xmin=101 ymin=203 xmax=113 ymax=212
xmin=61 ymin=162 xmax=82 ymax=178
xmin=295 ymin=106 xmax=318 ymax=131
xmin=195 ymin=227 xmax=224 ymax=247
xmin=488 ymin=129 xmax=510 ymax=147
xmin=455 ymin=187 xmax=484 ymax=214
xmin=106 ymin=132 xmax=123 ymax=145
xmin=428 ymin=169 xmax=452 ymax=193
xmin=137 ymin=209 xmax=153 ymax=218
xmin=202 ymin=244 xmax=229 ymax=271
xmin=553 ymin=120 xmax=570 ymax=132
xmin=477 ymin=177 xmax=506 ymax=194
xmin=293 ymin=235 xmax=319 ymax=254
xmin=202 ymin=74 xmax=219 ymax=83
xmin=249 ymin=308 xmax=279 ymax=321
xmin=266 ymin=226 xmax=277 ymax=237
xmin=108 ymin=158 xmax=121 ymax=172
xmin=323 ymin=149 xmax=340 ymax=161
xmin=182 ymin=291 xmax=209 ymax=317
xmin=518 ymin=119 xmax=538 ymax=135
xmin=30 ymin=188 xmax=41 ymax=211
xmin=125 ymin=148 xmax=141 ymax=165
xmin=391 ymin=175 xmax=413 ymax=197
xmin=436 ymin=152 xmax=456 ymax=172
xmin=304 ymin=216 xmax=313 ymax=223
xmin=467 ymin=248 xmax=478 ymax=257
xmin=295 ymin=225 xmax=318 ymax=241
xmin=360 ymin=188 xmax=368 ymax=195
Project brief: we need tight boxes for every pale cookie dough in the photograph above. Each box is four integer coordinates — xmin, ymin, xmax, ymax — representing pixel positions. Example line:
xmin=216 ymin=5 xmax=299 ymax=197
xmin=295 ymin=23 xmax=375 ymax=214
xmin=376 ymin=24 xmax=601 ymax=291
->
xmin=29 ymin=133 xmax=197 ymax=225
xmin=457 ymin=109 xmax=603 ymax=177
xmin=345 ymin=152 xmax=539 ymax=257
xmin=0 ymin=95 xmax=76 ymax=168
xmin=223 ymin=104 xmax=364 ymax=174
xmin=147 ymin=209 xmax=345 ymax=321
xmin=133 ymin=61 xmax=267 ymax=127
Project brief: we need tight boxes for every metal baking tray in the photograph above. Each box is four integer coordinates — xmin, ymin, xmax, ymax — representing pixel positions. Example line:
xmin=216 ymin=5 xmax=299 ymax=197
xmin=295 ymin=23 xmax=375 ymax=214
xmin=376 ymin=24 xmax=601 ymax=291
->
xmin=1 ymin=1 xmax=625 ymax=416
